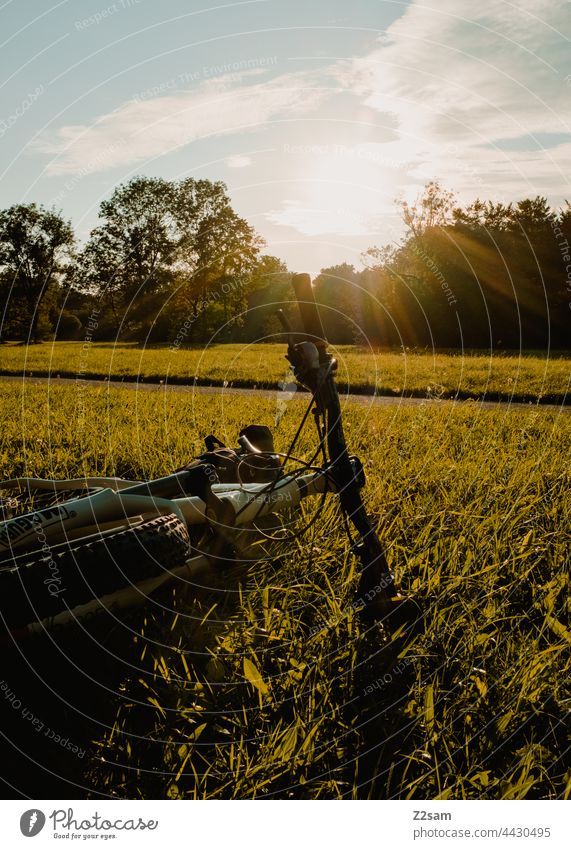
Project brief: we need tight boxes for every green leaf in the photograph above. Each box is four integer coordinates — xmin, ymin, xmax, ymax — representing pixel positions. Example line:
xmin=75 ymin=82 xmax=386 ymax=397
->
xmin=243 ymin=658 xmax=268 ymax=695
xmin=424 ymin=684 xmax=435 ymax=735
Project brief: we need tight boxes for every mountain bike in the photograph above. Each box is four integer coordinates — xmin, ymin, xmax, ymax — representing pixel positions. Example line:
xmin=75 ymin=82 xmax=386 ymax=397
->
xmin=0 ymin=274 xmax=411 ymax=641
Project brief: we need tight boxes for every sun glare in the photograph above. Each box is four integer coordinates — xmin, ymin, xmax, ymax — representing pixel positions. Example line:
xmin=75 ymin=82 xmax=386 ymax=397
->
xmin=273 ymin=143 xmax=403 ymax=237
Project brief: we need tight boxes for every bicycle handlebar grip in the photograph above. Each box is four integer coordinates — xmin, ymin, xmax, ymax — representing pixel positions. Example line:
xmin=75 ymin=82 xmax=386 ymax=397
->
xmin=292 ymin=273 xmax=327 ymax=345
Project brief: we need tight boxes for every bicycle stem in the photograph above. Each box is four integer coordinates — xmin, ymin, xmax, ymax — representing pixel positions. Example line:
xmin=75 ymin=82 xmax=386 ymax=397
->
xmin=287 ymin=273 xmax=397 ymax=606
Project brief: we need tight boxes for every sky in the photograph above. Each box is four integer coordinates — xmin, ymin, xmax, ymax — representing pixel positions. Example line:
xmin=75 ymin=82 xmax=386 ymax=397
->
xmin=1 ymin=0 xmax=570 ymax=275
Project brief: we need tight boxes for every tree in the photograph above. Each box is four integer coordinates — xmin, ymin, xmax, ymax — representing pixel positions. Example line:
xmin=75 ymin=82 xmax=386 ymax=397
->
xmin=54 ymin=311 xmax=82 ymax=340
xmin=363 ymin=185 xmax=569 ymax=349
xmin=400 ymin=181 xmax=456 ymax=242
xmin=314 ymin=264 xmax=363 ymax=344
xmin=453 ymin=198 xmax=514 ymax=232
xmin=76 ymin=176 xmax=263 ymax=341
xmin=174 ymin=200 xmax=263 ymax=341
xmin=243 ymin=255 xmax=291 ymax=341
xmin=73 ymin=177 xmax=179 ymax=335
xmin=378 ymin=183 xmax=459 ymax=347
xmin=0 ymin=204 xmax=74 ymax=341
xmin=450 ymin=196 xmax=560 ymax=347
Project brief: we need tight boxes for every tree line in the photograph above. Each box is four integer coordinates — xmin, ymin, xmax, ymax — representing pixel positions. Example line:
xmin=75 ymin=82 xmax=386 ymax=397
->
xmin=1 ymin=178 xmax=569 ymax=349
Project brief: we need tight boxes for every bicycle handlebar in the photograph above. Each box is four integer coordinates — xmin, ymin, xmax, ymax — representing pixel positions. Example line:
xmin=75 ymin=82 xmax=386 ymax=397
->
xmin=291 ymin=273 xmax=328 ymax=347
xmin=288 ymin=272 xmax=399 ymax=612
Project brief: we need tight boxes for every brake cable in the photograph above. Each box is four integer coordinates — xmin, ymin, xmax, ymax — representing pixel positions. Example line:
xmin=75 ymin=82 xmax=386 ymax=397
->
xmin=278 ymin=274 xmax=415 ymax=625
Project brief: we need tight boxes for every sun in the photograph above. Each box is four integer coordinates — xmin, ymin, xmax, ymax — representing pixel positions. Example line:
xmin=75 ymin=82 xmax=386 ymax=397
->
xmin=271 ymin=143 xmax=404 ymax=237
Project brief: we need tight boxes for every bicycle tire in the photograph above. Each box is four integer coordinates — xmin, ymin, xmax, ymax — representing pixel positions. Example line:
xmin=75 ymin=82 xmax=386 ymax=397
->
xmin=0 ymin=513 xmax=191 ymax=630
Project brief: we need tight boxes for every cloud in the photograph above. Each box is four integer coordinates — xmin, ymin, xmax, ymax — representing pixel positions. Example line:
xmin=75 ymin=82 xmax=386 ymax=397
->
xmin=333 ymin=1 xmax=571 ymax=202
xmin=36 ymin=71 xmax=331 ymax=176
xmin=270 ymin=1 xmax=571 ymax=237
xmin=267 ymin=202 xmax=378 ymax=236
xmin=341 ymin=0 xmax=570 ymax=145
xmin=225 ymin=154 xmax=252 ymax=168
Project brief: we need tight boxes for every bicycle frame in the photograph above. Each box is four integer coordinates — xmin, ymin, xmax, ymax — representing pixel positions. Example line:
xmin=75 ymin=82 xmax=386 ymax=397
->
xmin=0 ymin=468 xmax=333 ymax=558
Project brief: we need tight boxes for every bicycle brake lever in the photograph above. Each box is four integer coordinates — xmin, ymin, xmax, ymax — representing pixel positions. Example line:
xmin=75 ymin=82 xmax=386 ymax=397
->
xmin=277 ymin=309 xmax=299 ymax=370
xmin=277 ymin=308 xmax=320 ymax=380
xmin=276 ymin=308 xmax=292 ymax=334
xmin=237 ymin=434 xmax=260 ymax=454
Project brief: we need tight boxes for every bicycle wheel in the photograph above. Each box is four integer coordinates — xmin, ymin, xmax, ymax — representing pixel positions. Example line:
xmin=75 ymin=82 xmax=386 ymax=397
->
xmin=0 ymin=513 xmax=191 ymax=631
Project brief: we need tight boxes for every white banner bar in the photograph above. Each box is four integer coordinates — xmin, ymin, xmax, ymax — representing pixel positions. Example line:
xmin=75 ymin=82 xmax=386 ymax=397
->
xmin=1 ymin=799 xmax=567 ymax=849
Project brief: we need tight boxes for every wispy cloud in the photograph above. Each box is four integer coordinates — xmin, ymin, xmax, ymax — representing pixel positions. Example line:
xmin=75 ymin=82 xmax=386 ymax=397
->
xmin=266 ymin=1 xmax=571 ymax=237
xmin=336 ymin=0 xmax=571 ymax=197
xmin=267 ymin=202 xmax=374 ymax=236
xmin=225 ymin=154 xmax=253 ymax=168
xmin=36 ymin=70 xmax=332 ymax=176
xmin=341 ymin=0 xmax=570 ymax=143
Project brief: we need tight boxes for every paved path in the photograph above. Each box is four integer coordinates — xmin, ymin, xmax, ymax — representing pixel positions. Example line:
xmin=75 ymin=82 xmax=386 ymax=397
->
xmin=1 ymin=374 xmax=568 ymax=412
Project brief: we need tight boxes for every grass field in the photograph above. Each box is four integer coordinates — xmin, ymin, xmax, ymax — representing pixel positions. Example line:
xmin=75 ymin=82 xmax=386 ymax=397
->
xmin=1 ymin=341 xmax=570 ymax=403
xmin=0 ymin=382 xmax=569 ymax=799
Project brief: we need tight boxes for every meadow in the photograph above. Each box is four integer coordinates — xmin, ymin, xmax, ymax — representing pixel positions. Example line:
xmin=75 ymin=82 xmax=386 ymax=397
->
xmin=0 ymin=381 xmax=569 ymax=799
xmin=1 ymin=341 xmax=570 ymax=403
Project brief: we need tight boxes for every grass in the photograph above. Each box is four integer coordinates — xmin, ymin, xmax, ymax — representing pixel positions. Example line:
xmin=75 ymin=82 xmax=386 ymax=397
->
xmin=0 ymin=381 xmax=569 ymax=799
xmin=1 ymin=341 xmax=570 ymax=403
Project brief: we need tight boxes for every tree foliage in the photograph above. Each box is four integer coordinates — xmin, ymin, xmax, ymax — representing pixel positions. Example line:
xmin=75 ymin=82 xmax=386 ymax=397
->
xmin=338 ymin=184 xmax=570 ymax=349
xmin=0 ymin=204 xmax=74 ymax=341
xmin=74 ymin=176 xmax=265 ymax=342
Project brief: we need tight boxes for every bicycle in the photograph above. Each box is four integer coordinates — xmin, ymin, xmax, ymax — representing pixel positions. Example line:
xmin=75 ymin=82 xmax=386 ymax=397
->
xmin=0 ymin=274 xmax=412 ymax=641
